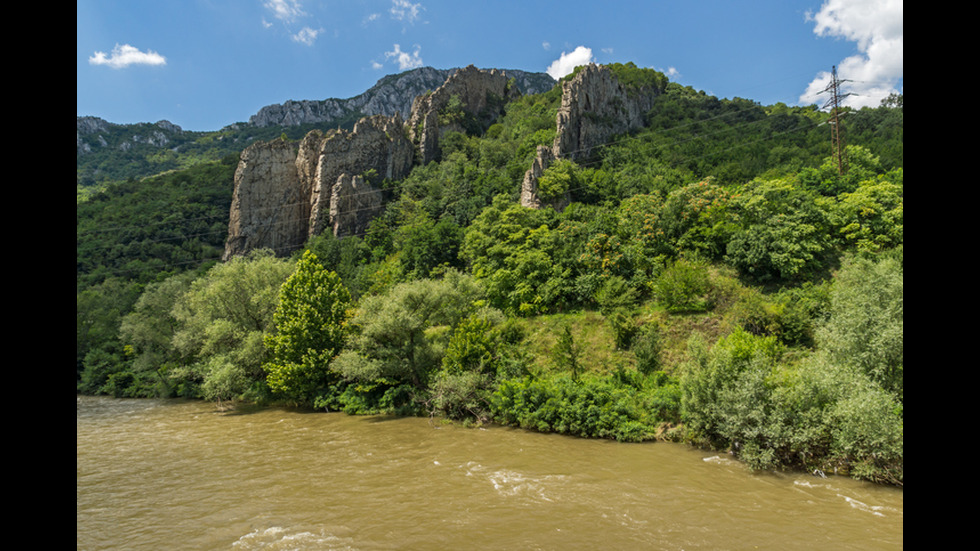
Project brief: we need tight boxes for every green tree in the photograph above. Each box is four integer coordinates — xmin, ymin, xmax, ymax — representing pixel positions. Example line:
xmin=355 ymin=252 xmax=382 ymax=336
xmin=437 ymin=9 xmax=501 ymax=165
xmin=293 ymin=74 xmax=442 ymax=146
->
xmin=725 ymin=178 xmax=833 ymax=282
xmin=816 ymin=252 xmax=903 ymax=400
xmin=651 ymin=257 xmax=713 ymax=313
xmin=428 ymin=310 xmax=507 ymax=421
xmin=332 ymin=271 xmax=485 ymax=408
xmin=829 ymin=170 xmax=903 ymax=253
xmin=263 ymin=250 xmax=354 ymax=405
xmin=170 ymin=250 xmax=294 ymax=403
xmin=460 ymin=195 xmax=569 ymax=315
xmin=537 ymin=158 xmax=578 ymax=201
xmin=552 ymin=324 xmax=583 ymax=381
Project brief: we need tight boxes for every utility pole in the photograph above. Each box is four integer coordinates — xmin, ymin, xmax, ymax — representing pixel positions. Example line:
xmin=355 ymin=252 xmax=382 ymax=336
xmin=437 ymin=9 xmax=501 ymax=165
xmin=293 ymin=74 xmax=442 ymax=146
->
xmin=819 ymin=66 xmax=852 ymax=175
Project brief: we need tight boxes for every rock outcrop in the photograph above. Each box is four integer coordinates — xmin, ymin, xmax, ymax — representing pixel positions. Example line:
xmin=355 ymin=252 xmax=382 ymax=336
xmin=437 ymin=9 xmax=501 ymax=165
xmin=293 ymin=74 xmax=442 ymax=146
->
xmin=222 ymin=139 xmax=306 ymax=260
xmin=225 ymin=65 xmax=554 ymax=260
xmin=518 ymin=145 xmax=557 ymax=210
xmin=249 ymin=66 xmax=554 ymax=128
xmin=407 ymin=65 xmax=522 ymax=164
xmin=329 ymin=174 xmax=383 ymax=239
xmin=552 ymin=64 xmax=657 ymax=160
xmin=223 ymin=114 xmax=414 ymax=259
xmin=76 ymin=116 xmax=184 ymax=155
xmin=520 ymin=64 xmax=661 ymax=210
xmin=305 ymin=114 xmax=413 ymax=237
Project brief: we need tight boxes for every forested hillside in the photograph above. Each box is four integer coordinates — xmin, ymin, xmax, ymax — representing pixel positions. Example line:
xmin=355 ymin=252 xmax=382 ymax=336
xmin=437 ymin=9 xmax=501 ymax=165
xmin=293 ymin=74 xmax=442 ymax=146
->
xmin=76 ymin=64 xmax=902 ymax=485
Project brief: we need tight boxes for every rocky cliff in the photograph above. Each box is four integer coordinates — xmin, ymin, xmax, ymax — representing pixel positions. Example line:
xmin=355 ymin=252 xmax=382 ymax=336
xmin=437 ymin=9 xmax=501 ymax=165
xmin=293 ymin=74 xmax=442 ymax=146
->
xmin=76 ymin=116 xmax=185 ymax=155
xmin=223 ymin=113 xmax=414 ymax=259
xmin=305 ymin=114 xmax=414 ymax=237
xmin=407 ymin=65 xmax=523 ymax=164
xmin=222 ymin=139 xmax=306 ymax=260
xmin=521 ymin=63 xmax=661 ymax=210
xmin=225 ymin=66 xmax=549 ymax=259
xmin=249 ymin=66 xmax=554 ymax=128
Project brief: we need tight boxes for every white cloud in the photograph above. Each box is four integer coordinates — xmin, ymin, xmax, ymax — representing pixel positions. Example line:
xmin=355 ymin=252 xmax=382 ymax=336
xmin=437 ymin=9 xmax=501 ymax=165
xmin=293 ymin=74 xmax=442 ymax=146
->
xmin=542 ymin=41 xmax=551 ymax=51
xmin=89 ymin=44 xmax=166 ymax=69
xmin=264 ymin=0 xmax=305 ymax=22
xmin=383 ymin=44 xmax=423 ymax=70
xmin=800 ymin=0 xmax=903 ymax=108
xmin=546 ymin=46 xmax=594 ymax=80
xmin=390 ymin=0 xmax=423 ymax=23
xmin=292 ymin=27 xmax=321 ymax=46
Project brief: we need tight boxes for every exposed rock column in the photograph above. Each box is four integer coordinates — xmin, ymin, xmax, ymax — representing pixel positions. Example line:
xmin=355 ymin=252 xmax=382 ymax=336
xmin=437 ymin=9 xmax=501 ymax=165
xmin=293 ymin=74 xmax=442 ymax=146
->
xmin=308 ymin=114 xmax=414 ymax=238
xmin=407 ymin=65 xmax=520 ymax=164
xmin=520 ymin=63 xmax=660 ymax=210
xmin=223 ymin=140 xmax=305 ymax=260
xmin=330 ymin=174 xmax=384 ymax=239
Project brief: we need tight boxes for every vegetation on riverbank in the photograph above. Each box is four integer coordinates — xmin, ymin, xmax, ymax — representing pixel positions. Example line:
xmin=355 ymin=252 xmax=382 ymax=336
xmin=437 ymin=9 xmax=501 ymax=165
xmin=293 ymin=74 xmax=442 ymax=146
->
xmin=77 ymin=66 xmax=902 ymax=485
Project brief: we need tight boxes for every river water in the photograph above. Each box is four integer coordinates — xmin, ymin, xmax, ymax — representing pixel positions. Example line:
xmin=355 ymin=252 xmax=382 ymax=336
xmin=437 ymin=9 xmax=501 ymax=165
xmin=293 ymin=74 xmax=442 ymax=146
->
xmin=77 ymin=396 xmax=902 ymax=550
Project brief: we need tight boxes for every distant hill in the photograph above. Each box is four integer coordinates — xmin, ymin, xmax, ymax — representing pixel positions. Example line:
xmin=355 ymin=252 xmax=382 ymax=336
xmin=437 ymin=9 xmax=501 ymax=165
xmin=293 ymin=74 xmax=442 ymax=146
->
xmin=76 ymin=66 xmax=555 ymax=193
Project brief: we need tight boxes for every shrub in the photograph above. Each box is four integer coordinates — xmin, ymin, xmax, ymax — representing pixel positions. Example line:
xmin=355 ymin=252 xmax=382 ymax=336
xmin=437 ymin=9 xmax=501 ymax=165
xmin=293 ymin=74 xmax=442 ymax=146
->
xmin=651 ymin=258 xmax=713 ymax=313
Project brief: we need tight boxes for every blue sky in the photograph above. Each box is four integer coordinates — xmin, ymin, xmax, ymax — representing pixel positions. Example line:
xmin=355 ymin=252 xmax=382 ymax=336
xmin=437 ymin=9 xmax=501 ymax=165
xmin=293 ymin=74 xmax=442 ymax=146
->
xmin=77 ymin=0 xmax=903 ymax=132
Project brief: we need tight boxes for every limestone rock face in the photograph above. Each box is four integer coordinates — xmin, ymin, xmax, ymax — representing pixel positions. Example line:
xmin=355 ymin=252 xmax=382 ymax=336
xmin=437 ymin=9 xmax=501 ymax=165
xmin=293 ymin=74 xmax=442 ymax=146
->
xmin=223 ymin=114 xmax=414 ymax=259
xmin=222 ymin=139 xmax=305 ymax=260
xmin=521 ymin=64 xmax=660 ymax=209
xmin=553 ymin=63 xmax=657 ymax=160
xmin=519 ymin=145 xmax=557 ymax=210
xmin=329 ymin=174 xmax=383 ymax=239
xmin=248 ymin=66 xmax=554 ymax=128
xmin=307 ymin=114 xmax=414 ymax=237
xmin=407 ymin=65 xmax=522 ymax=164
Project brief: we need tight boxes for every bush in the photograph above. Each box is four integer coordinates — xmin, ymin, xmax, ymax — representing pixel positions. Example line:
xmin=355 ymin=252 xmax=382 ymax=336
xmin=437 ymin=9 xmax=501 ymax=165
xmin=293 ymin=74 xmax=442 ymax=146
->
xmin=607 ymin=309 xmax=639 ymax=351
xmin=651 ymin=258 xmax=713 ymax=313
xmin=632 ymin=323 xmax=663 ymax=375
xmin=491 ymin=374 xmax=661 ymax=442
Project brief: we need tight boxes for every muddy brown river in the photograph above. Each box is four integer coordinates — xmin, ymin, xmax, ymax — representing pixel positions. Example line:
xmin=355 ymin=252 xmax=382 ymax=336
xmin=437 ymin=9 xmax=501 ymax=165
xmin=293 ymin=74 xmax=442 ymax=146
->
xmin=76 ymin=396 xmax=902 ymax=550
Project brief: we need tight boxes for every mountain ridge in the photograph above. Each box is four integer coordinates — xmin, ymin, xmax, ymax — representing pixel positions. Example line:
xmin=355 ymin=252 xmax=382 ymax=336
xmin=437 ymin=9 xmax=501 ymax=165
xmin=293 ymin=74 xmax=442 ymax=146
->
xmin=246 ymin=66 xmax=555 ymax=128
xmin=76 ymin=66 xmax=555 ymax=190
xmin=76 ymin=65 xmax=555 ymax=135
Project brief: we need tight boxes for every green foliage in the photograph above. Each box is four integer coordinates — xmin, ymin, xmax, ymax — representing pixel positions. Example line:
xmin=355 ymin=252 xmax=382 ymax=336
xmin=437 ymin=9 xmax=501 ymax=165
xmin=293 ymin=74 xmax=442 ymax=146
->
xmin=615 ymin=194 xmax=669 ymax=280
xmin=605 ymin=62 xmax=669 ymax=93
xmin=607 ymin=310 xmax=638 ymax=351
xmin=680 ymin=317 xmax=902 ymax=484
xmin=595 ymin=276 xmax=640 ymax=315
xmin=76 ymin=158 xmax=235 ymax=290
xmin=632 ymin=322 xmax=664 ymax=375
xmin=441 ymin=312 xmax=504 ymax=375
xmin=491 ymin=371 xmax=679 ymax=442
xmin=829 ymin=169 xmax=903 ymax=253
xmin=725 ymin=178 xmax=833 ymax=281
xmin=169 ymin=250 xmax=295 ymax=402
xmin=263 ymin=251 xmax=354 ymax=405
xmin=537 ymin=158 xmax=578 ymax=201
xmin=817 ymin=252 xmax=903 ymax=401
xmin=460 ymin=195 xmax=569 ymax=315
xmin=657 ymin=179 xmax=737 ymax=259
xmin=651 ymin=257 xmax=714 ymax=313
xmin=551 ymin=324 xmax=583 ymax=380
xmin=332 ymin=271 xmax=485 ymax=409
xmin=679 ymin=329 xmax=786 ymax=455
xmin=302 ymin=231 xmax=374 ymax=299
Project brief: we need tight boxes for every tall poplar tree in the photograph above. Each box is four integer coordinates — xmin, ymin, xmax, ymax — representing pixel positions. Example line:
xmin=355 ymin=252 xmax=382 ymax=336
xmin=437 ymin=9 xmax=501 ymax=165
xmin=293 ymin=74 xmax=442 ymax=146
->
xmin=263 ymin=250 xmax=353 ymax=405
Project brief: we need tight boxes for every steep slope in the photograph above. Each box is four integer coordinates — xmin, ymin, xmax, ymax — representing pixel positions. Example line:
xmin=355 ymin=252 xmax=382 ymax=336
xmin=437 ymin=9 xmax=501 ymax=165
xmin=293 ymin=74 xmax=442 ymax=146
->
xmin=223 ymin=66 xmax=535 ymax=259
xmin=249 ymin=66 xmax=555 ymax=128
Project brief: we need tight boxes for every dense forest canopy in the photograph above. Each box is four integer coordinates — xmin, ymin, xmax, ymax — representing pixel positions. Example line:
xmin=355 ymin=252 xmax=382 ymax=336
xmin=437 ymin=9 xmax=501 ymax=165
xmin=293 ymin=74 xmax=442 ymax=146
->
xmin=77 ymin=64 xmax=902 ymax=485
